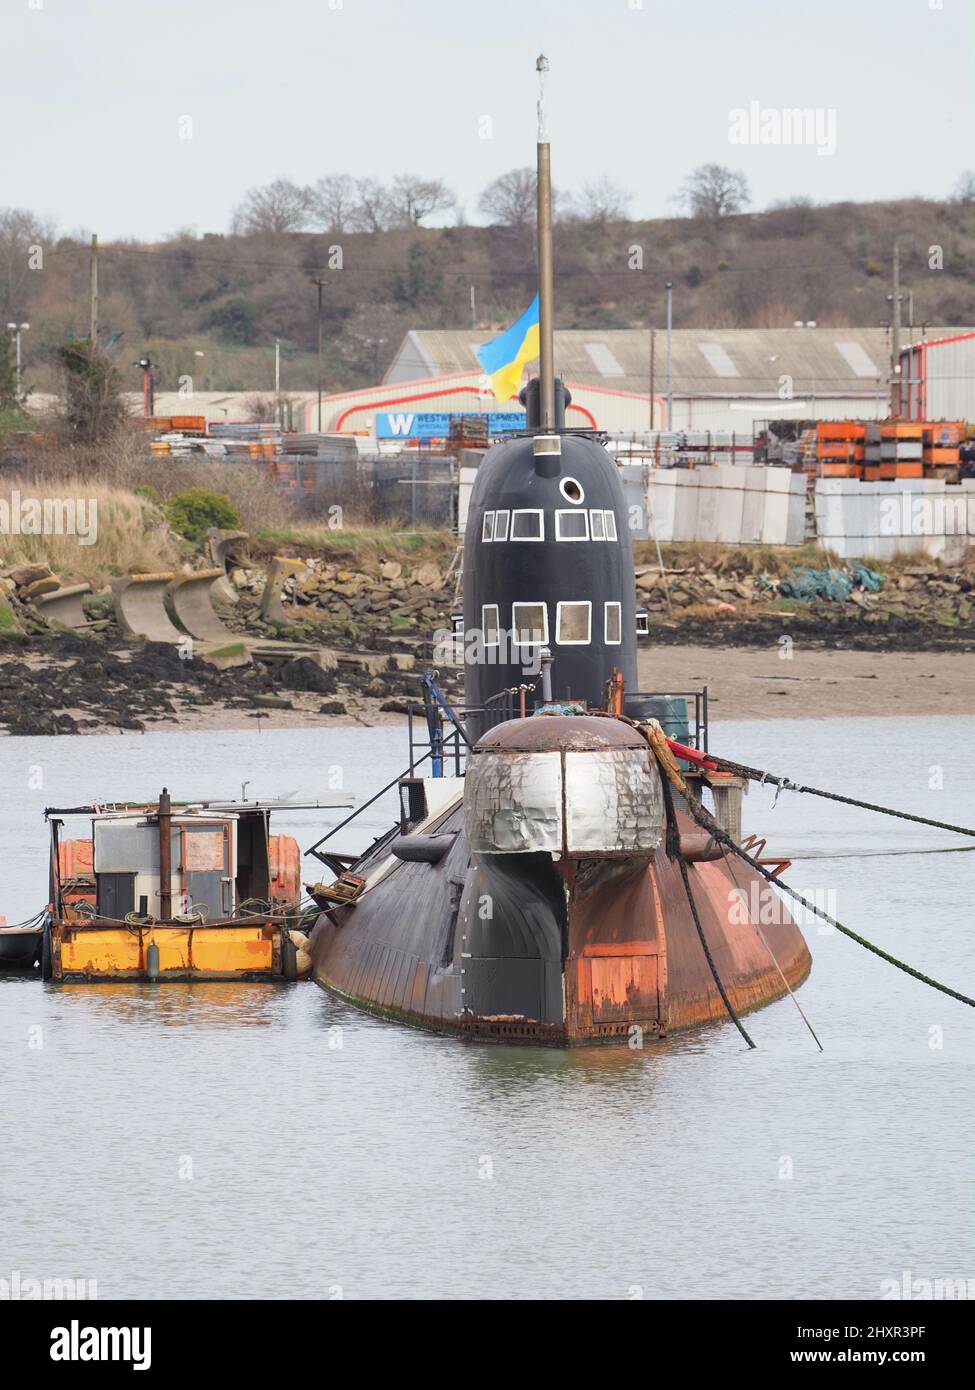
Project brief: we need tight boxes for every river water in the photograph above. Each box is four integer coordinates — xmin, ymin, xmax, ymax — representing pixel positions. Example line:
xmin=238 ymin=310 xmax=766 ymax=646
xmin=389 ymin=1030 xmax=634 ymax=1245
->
xmin=1 ymin=717 xmax=972 ymax=1300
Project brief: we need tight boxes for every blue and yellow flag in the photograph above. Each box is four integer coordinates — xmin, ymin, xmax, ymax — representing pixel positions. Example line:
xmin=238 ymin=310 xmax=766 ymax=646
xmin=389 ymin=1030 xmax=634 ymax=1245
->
xmin=476 ymin=294 xmax=540 ymax=403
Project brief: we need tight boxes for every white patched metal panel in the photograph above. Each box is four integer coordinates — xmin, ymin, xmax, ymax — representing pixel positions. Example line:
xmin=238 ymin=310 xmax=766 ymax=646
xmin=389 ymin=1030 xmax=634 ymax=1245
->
xmin=464 ymin=751 xmax=563 ymax=853
xmin=564 ymin=751 xmax=664 ymax=853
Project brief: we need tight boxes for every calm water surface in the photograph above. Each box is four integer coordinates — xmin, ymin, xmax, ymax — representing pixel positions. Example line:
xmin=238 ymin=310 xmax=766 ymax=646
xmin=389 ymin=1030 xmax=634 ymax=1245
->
xmin=1 ymin=718 xmax=972 ymax=1299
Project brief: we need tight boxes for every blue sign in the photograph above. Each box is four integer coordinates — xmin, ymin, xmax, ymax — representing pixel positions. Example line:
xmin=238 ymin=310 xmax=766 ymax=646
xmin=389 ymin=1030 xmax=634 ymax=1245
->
xmin=375 ymin=410 xmax=526 ymax=439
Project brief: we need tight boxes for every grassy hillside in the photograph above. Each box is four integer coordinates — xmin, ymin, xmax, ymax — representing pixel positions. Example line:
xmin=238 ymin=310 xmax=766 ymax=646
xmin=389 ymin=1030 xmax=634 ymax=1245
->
xmin=8 ymin=196 xmax=975 ymax=397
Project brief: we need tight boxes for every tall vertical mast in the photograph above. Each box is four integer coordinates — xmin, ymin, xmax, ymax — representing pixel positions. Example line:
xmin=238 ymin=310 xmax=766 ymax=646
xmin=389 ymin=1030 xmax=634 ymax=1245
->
xmin=535 ymin=54 xmax=555 ymax=430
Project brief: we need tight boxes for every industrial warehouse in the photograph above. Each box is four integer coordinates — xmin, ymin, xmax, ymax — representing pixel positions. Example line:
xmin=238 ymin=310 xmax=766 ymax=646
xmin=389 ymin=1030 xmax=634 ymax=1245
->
xmin=103 ymin=322 xmax=975 ymax=561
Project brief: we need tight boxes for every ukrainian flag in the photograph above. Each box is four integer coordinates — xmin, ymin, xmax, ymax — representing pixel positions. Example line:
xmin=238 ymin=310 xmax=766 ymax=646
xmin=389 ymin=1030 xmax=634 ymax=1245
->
xmin=476 ymin=294 xmax=540 ymax=404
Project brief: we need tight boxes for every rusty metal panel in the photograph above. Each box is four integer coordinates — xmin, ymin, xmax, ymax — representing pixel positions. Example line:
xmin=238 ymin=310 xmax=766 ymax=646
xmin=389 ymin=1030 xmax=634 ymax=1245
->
xmin=588 ymin=955 xmax=659 ymax=1023
xmin=183 ymin=831 xmax=225 ymax=872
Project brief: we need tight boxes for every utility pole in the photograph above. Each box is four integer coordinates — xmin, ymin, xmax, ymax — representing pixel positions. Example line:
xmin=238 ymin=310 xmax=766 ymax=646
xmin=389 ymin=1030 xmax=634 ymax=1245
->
xmin=274 ymin=338 xmax=281 ymax=426
xmin=891 ymin=241 xmax=901 ymax=373
xmin=649 ymin=328 xmax=655 ymax=431
xmin=134 ymin=357 xmax=154 ymax=417
xmin=888 ymin=241 xmax=903 ymax=415
xmin=89 ymin=233 xmax=98 ymax=356
xmin=312 ymin=277 xmax=325 ymax=432
xmin=535 ymin=54 xmax=555 ymax=430
xmin=470 ymin=284 xmax=477 ymax=332
xmin=665 ymin=280 xmax=674 ymax=429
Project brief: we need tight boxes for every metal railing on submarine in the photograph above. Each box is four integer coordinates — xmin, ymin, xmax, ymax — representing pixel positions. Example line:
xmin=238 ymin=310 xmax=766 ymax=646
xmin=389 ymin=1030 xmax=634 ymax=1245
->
xmin=306 ymin=675 xmax=710 ymax=865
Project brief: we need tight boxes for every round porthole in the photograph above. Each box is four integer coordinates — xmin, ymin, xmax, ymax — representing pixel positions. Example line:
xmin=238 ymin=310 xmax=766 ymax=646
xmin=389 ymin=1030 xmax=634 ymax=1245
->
xmin=560 ymin=477 xmax=584 ymax=504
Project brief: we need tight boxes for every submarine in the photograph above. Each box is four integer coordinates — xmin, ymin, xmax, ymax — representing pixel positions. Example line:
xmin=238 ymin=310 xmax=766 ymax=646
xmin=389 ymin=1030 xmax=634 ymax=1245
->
xmin=305 ymin=57 xmax=811 ymax=1043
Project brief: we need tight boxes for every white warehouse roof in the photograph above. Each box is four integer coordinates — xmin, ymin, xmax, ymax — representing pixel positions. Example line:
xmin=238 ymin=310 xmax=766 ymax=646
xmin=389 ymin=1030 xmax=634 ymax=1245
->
xmin=386 ymin=326 xmax=969 ymax=398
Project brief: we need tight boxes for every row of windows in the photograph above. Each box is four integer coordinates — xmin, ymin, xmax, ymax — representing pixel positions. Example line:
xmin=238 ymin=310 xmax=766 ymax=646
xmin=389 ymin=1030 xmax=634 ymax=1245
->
xmin=481 ymin=509 xmax=619 ymax=544
xmin=481 ymin=601 xmax=622 ymax=648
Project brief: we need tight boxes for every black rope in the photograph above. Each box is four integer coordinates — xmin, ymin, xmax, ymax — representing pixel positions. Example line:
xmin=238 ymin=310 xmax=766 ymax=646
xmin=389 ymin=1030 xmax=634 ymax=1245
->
xmin=669 ymin=768 xmax=975 ymax=1011
xmin=660 ymin=773 xmax=757 ymax=1048
xmin=707 ymin=755 xmax=975 ymax=840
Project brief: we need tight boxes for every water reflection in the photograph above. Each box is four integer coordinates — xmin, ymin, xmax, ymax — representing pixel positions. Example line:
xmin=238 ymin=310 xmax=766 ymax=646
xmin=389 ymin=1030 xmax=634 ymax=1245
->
xmin=51 ymin=980 xmax=289 ymax=1029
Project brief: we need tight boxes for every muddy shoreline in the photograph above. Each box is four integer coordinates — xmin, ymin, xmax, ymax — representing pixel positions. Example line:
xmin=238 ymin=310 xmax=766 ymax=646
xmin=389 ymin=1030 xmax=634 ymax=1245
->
xmin=1 ymin=629 xmax=972 ymax=734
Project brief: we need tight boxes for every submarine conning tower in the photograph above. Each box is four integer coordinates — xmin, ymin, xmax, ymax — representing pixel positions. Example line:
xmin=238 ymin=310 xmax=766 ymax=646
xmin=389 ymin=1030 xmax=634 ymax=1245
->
xmin=462 ymin=427 xmax=638 ymax=733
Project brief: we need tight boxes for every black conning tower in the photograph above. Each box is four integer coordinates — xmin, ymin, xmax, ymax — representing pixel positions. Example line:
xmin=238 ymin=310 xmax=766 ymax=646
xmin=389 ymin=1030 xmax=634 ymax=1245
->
xmin=462 ymin=424 xmax=637 ymax=727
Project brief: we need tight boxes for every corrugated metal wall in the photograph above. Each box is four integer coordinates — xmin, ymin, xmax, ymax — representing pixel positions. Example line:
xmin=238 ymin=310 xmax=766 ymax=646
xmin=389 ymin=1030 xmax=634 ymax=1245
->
xmin=924 ymin=336 xmax=975 ymax=421
xmin=897 ymin=333 xmax=975 ymax=421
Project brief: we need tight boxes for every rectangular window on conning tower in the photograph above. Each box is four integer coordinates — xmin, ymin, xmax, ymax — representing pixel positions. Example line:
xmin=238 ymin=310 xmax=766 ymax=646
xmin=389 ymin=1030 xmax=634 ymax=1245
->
xmin=556 ymin=601 xmax=591 ymax=645
xmin=555 ymin=509 xmax=589 ymax=541
xmin=512 ymin=602 xmax=548 ymax=648
xmin=604 ymin=510 xmax=618 ymax=541
xmin=590 ymin=509 xmax=606 ymax=540
xmin=605 ymin=601 xmax=622 ymax=644
xmin=482 ymin=605 xmax=500 ymax=646
xmin=510 ymin=509 xmax=544 ymax=541
xmin=481 ymin=511 xmax=495 ymax=542
xmin=494 ymin=509 xmax=510 ymax=542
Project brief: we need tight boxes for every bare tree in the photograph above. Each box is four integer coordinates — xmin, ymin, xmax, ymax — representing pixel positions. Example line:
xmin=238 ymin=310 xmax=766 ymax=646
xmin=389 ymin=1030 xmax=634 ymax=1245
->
xmin=230 ymin=178 xmax=311 ymax=234
xmin=0 ymin=206 xmax=55 ymax=319
xmin=348 ymin=178 xmax=394 ymax=234
xmin=387 ymin=174 xmax=456 ymax=227
xmin=478 ymin=167 xmax=538 ymax=227
xmin=676 ymin=164 xmax=750 ymax=220
xmin=953 ymin=171 xmax=975 ymax=204
xmin=310 ymin=174 xmax=358 ymax=233
xmin=574 ymin=175 xmax=633 ymax=223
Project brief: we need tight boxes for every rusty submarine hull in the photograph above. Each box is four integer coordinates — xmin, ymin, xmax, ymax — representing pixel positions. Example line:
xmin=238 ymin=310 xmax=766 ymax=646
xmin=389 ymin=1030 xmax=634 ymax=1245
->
xmin=307 ymin=715 xmax=811 ymax=1044
xmin=305 ymin=74 xmax=813 ymax=1044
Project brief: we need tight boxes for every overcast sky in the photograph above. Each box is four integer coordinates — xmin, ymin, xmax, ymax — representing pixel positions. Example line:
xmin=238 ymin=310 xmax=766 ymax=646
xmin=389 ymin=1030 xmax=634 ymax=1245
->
xmin=4 ymin=0 xmax=972 ymax=240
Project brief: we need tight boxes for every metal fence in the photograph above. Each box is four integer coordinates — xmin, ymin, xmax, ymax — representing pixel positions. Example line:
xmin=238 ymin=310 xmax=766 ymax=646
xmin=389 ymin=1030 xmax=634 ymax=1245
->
xmin=270 ymin=453 xmax=457 ymax=527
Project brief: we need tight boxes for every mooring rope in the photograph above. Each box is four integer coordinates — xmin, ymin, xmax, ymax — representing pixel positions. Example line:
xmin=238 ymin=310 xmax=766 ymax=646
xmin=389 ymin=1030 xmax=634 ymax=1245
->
xmin=659 ymin=771 xmax=757 ymax=1049
xmin=643 ymin=724 xmax=975 ymax=1011
xmin=719 ymin=845 xmax=824 ymax=1051
xmin=694 ymin=752 xmax=975 ymax=841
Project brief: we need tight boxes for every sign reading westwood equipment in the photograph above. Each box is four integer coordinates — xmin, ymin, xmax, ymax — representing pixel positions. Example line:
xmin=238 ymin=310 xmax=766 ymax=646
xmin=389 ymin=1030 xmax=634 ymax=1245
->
xmin=375 ymin=411 xmax=526 ymax=439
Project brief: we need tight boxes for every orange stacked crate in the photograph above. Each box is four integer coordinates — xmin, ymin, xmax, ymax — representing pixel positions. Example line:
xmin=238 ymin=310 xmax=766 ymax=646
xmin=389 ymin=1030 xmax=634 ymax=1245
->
xmin=922 ymin=421 xmax=963 ymax=481
xmin=862 ymin=422 xmax=882 ymax=480
xmin=880 ymin=421 xmax=923 ymax=479
xmin=816 ymin=421 xmax=864 ymax=478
